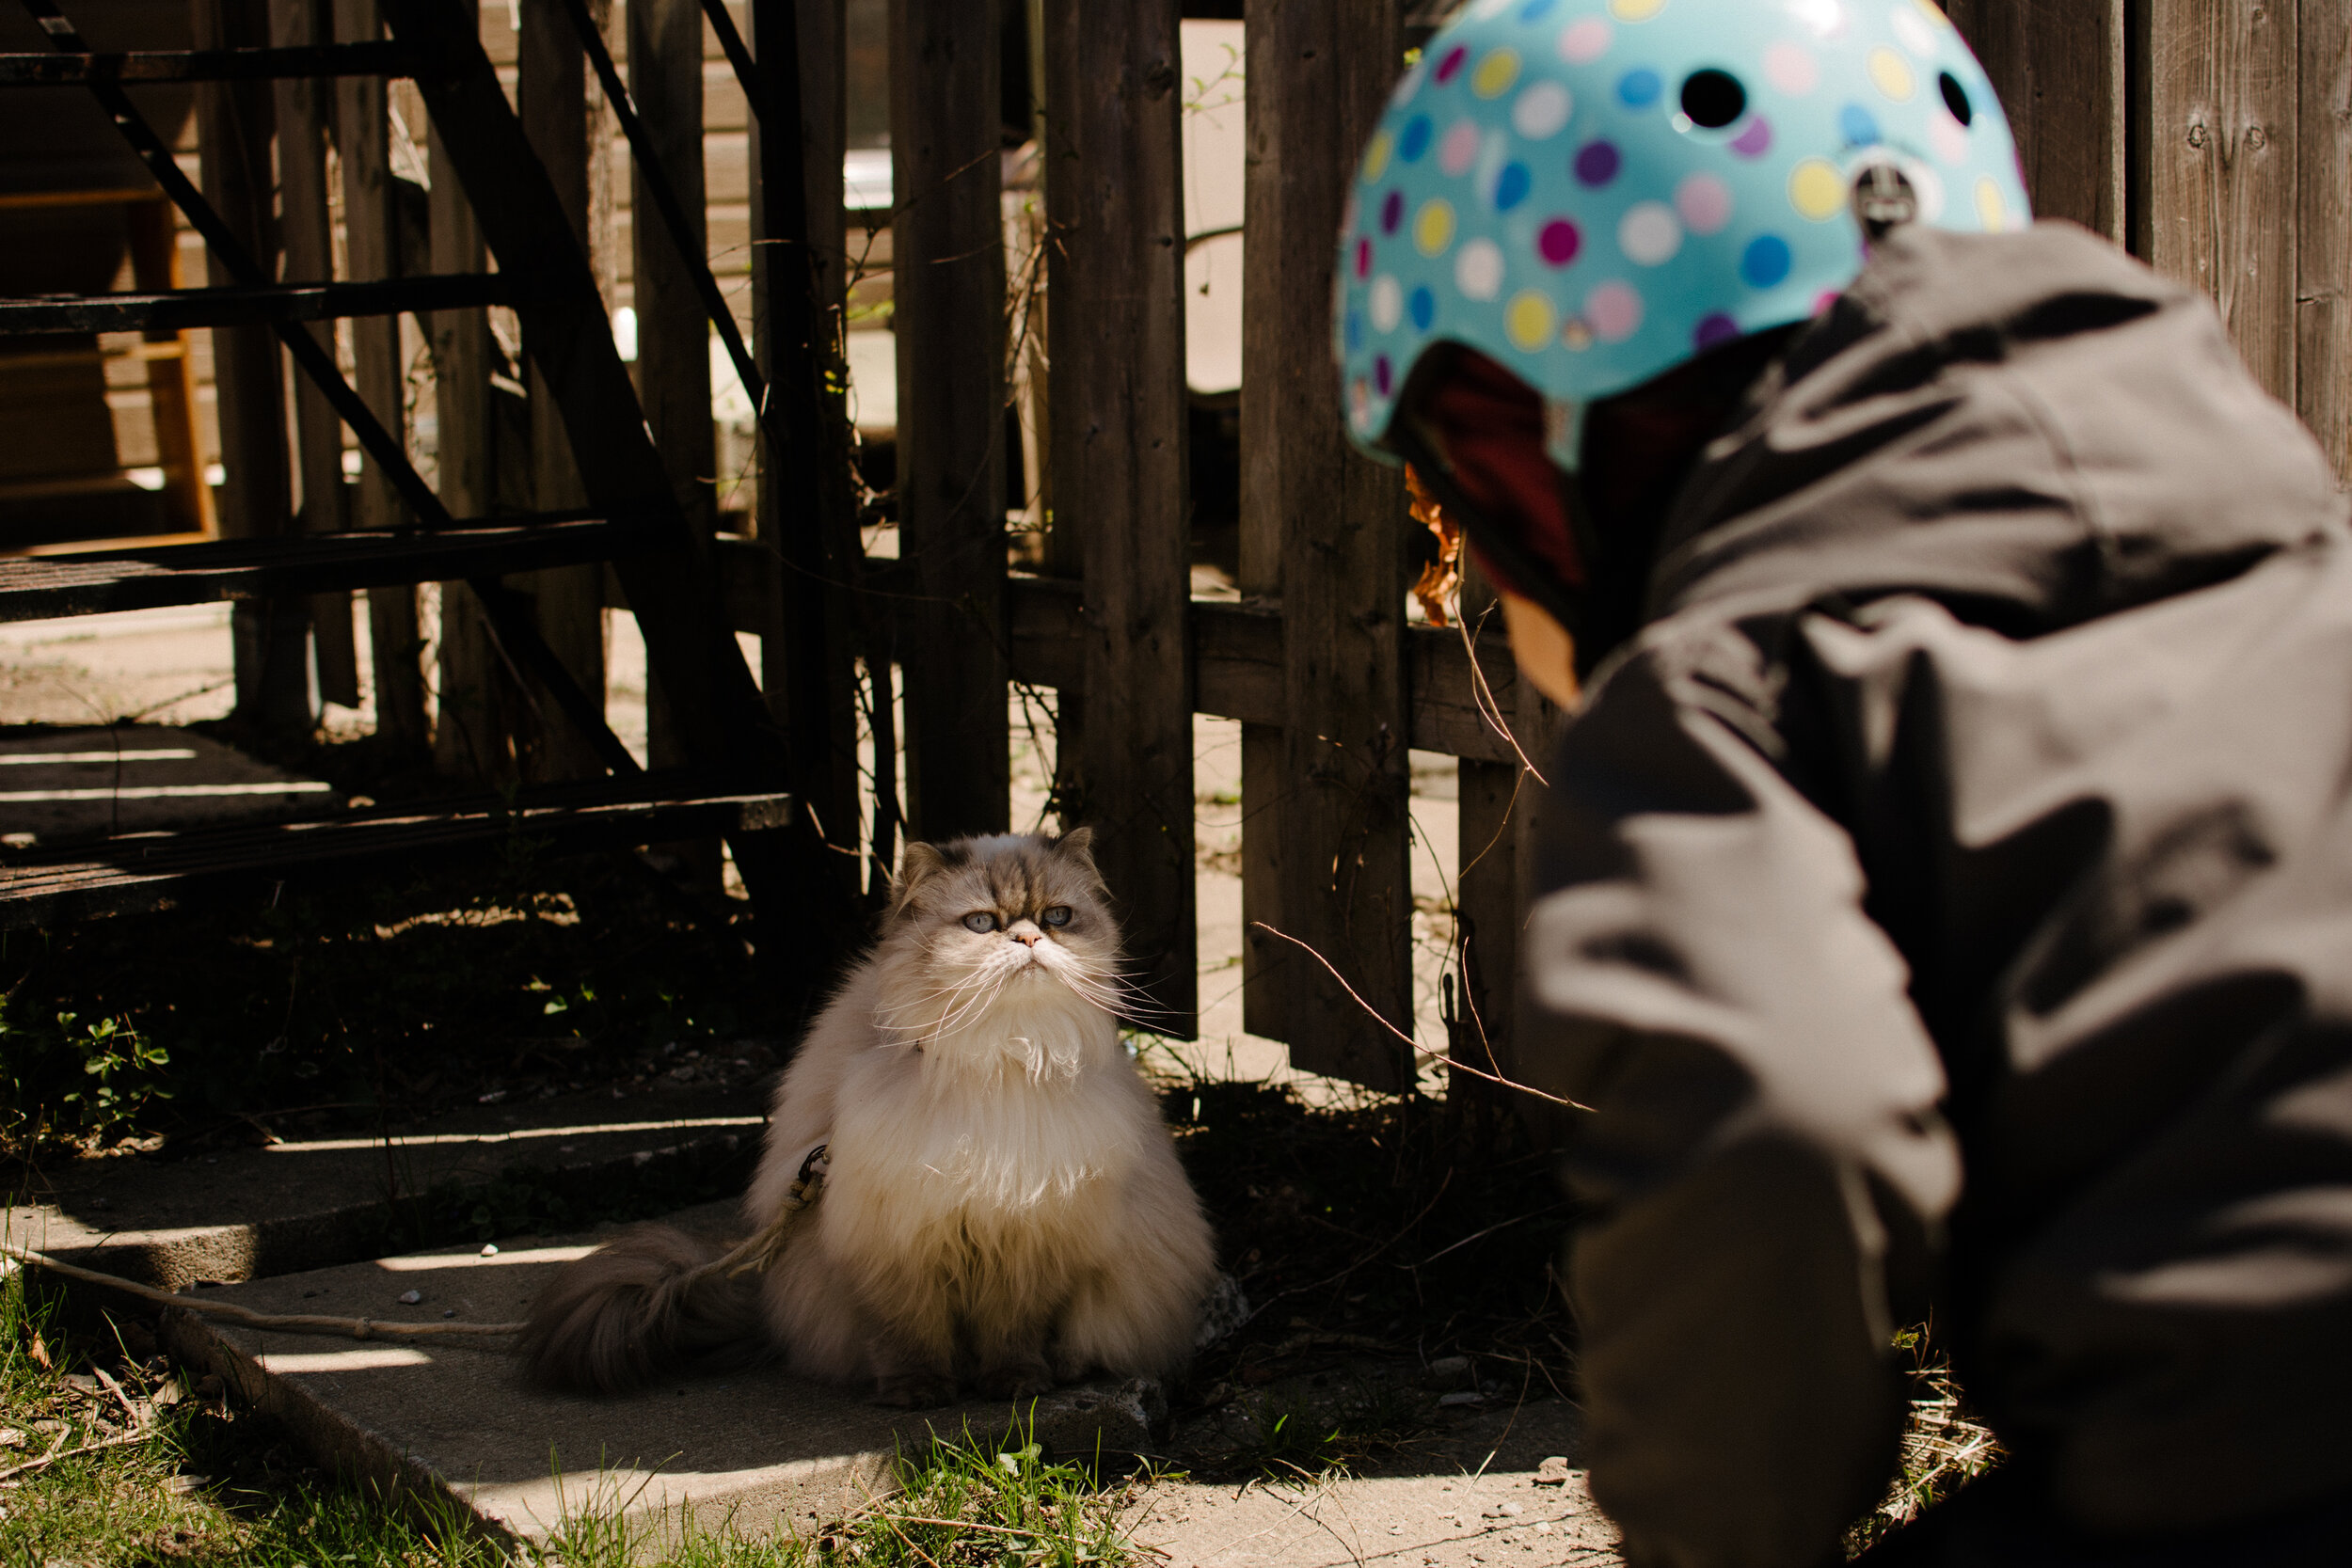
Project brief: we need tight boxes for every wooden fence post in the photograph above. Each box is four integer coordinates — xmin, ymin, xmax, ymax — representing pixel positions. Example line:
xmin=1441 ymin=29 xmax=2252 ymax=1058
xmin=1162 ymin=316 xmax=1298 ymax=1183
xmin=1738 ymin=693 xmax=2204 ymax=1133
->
xmin=1042 ymin=0 xmax=1196 ymax=1032
xmin=891 ymin=0 xmax=1009 ymax=845
xmin=750 ymin=0 xmax=866 ymax=898
xmin=2297 ymin=0 xmax=2352 ymax=480
xmin=1945 ymin=0 xmax=2124 ymax=241
xmin=336 ymin=0 xmax=431 ymax=758
xmin=270 ymin=0 xmax=361 ymax=710
xmin=1240 ymin=0 xmax=1412 ymax=1089
xmin=192 ymin=0 xmax=310 ymax=736
xmin=429 ymin=0 xmax=506 ymax=782
xmin=631 ymin=0 xmax=715 ymax=835
xmin=516 ymin=0 xmax=616 ymax=780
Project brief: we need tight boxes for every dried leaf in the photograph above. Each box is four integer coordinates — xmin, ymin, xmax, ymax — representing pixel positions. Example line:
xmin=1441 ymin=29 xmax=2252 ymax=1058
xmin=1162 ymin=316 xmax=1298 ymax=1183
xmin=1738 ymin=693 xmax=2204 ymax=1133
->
xmin=1406 ymin=465 xmax=1462 ymax=628
xmin=24 ymin=1333 xmax=50 ymax=1372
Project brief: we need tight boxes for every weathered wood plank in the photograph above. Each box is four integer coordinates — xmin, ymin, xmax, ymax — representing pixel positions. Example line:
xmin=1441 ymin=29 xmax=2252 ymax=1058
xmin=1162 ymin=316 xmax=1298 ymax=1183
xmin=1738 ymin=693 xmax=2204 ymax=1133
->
xmin=335 ymin=0 xmax=430 ymax=756
xmin=191 ymin=0 xmax=310 ymax=735
xmin=2299 ymin=0 xmax=2352 ymax=481
xmin=269 ymin=0 xmax=360 ymax=709
xmin=515 ymin=0 xmax=613 ymax=780
xmin=0 ymin=784 xmax=793 ymax=930
xmin=628 ymin=0 xmax=715 ymax=545
xmin=1043 ymin=0 xmax=1196 ymax=1032
xmin=1944 ymin=0 xmax=2124 ymax=239
xmin=1242 ymin=0 xmax=1412 ymax=1089
xmin=2139 ymin=0 xmax=2299 ymax=404
xmin=751 ymin=568 xmax=1523 ymax=766
xmin=0 ymin=520 xmax=647 ymax=622
xmin=891 ymin=0 xmax=1009 ymax=844
xmin=0 ymin=274 xmax=507 ymax=335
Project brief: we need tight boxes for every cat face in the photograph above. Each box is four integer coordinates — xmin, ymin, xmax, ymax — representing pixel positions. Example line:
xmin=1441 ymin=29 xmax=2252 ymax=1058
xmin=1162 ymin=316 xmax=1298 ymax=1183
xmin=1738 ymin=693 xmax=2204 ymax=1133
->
xmin=876 ymin=830 xmax=1126 ymax=1042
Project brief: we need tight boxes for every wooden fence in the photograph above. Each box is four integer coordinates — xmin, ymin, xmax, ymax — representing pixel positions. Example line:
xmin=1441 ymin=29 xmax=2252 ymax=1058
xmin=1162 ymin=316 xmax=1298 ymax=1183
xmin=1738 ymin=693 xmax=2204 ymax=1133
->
xmin=145 ymin=0 xmax=2352 ymax=1101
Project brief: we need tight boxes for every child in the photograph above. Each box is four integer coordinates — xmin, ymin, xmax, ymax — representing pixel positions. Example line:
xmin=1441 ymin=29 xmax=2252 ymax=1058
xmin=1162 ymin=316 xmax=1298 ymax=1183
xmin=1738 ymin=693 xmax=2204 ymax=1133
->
xmin=1336 ymin=4 xmax=2352 ymax=1563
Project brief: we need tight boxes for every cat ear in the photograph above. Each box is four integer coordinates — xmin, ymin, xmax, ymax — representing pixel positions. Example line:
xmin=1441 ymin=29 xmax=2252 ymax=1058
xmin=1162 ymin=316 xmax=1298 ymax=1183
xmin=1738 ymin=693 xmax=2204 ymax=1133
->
xmin=888 ymin=841 xmax=949 ymax=922
xmin=1055 ymin=825 xmax=1096 ymax=863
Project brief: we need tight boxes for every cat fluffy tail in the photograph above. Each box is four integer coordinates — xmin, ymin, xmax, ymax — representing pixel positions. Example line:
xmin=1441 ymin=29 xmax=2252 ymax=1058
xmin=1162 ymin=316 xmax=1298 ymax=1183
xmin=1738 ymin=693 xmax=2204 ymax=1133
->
xmin=517 ymin=1225 xmax=765 ymax=1394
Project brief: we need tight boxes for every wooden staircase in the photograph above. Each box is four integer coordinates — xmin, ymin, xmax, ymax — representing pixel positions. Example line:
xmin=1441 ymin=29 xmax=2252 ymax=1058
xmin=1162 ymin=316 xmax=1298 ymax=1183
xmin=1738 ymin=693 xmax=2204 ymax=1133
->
xmin=0 ymin=0 xmax=859 ymax=986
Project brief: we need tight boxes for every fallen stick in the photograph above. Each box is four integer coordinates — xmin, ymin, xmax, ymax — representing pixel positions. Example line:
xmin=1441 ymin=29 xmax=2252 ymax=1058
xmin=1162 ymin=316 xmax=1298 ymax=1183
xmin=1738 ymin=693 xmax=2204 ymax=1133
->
xmin=0 ymin=1428 xmax=151 ymax=1484
xmin=1 ymin=1243 xmax=524 ymax=1341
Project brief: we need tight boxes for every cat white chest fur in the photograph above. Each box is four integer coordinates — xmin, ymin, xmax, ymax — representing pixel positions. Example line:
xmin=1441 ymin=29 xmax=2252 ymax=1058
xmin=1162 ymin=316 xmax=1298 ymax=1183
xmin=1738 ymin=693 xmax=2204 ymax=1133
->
xmin=826 ymin=981 xmax=1146 ymax=1241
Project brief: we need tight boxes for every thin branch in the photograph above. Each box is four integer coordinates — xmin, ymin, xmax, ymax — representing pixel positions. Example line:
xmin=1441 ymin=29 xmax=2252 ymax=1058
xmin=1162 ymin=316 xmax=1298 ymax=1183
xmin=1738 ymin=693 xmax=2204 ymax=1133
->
xmin=1249 ymin=923 xmax=1590 ymax=1111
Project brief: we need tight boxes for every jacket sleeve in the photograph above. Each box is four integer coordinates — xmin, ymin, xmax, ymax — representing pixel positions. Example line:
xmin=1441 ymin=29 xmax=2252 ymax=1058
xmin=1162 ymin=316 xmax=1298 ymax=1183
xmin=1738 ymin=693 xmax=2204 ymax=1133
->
xmin=1520 ymin=640 xmax=1961 ymax=1568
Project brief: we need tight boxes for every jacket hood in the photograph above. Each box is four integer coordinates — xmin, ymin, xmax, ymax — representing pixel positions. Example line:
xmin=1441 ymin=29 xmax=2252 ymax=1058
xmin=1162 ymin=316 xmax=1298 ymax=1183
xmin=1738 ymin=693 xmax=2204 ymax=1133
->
xmin=1647 ymin=223 xmax=2347 ymax=641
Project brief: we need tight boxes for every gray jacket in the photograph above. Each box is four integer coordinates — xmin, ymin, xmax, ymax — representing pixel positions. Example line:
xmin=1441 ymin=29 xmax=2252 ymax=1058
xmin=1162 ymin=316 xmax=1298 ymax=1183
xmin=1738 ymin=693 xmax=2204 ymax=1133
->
xmin=1524 ymin=222 xmax=2352 ymax=1567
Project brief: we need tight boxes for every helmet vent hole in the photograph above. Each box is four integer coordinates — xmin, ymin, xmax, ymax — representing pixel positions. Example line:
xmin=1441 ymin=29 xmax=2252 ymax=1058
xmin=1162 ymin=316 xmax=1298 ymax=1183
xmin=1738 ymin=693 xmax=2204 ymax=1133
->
xmin=1939 ymin=71 xmax=1975 ymax=126
xmin=1679 ymin=69 xmax=1747 ymax=130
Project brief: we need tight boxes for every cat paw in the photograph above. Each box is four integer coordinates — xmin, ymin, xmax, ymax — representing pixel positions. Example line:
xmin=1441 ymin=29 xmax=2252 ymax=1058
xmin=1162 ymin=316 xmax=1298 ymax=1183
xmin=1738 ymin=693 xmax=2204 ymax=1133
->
xmin=979 ymin=1359 xmax=1056 ymax=1401
xmin=875 ymin=1372 xmax=958 ymax=1409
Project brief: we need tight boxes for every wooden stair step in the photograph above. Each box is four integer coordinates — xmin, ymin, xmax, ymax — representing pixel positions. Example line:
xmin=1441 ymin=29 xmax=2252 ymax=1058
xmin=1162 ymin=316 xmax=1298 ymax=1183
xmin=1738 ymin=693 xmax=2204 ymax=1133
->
xmin=0 ymin=40 xmax=421 ymax=87
xmin=0 ymin=776 xmax=794 ymax=926
xmin=0 ymin=516 xmax=648 ymax=622
xmin=0 ymin=274 xmax=510 ymax=337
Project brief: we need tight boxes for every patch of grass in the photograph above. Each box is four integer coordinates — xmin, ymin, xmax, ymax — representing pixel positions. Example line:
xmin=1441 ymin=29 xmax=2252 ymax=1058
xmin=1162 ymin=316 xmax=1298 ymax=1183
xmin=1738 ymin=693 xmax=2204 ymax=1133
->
xmin=1 ymin=1255 xmax=501 ymax=1566
xmin=3 ymin=1257 xmax=1152 ymax=1568
xmin=502 ymin=1420 xmax=1155 ymax=1567
xmin=1842 ymin=1328 xmax=2003 ymax=1558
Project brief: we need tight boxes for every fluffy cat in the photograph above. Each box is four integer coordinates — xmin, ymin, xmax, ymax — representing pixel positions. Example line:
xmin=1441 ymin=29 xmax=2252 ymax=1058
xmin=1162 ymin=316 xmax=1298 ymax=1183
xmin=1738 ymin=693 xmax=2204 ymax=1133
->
xmin=518 ymin=829 xmax=1218 ymax=1405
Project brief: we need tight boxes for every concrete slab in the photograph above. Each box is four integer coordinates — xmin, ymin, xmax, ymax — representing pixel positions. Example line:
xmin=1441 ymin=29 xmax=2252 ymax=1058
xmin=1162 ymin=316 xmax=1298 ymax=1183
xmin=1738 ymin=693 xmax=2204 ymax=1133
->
xmin=7 ymin=1085 xmax=766 ymax=1289
xmin=159 ymin=1202 xmax=1171 ymax=1548
xmin=1136 ymin=1456 xmax=1623 ymax=1568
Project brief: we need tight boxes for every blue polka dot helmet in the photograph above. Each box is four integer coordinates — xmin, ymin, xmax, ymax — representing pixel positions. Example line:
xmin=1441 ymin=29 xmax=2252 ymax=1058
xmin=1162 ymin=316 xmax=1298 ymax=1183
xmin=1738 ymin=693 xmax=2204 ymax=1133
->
xmin=1335 ymin=0 xmax=2030 ymax=463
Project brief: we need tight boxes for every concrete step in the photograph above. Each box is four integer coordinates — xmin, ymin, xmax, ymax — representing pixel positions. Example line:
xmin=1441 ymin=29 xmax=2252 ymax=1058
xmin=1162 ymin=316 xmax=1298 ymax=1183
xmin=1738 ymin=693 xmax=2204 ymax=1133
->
xmin=6 ymin=1085 xmax=769 ymax=1290
xmin=155 ymin=1202 xmax=1169 ymax=1548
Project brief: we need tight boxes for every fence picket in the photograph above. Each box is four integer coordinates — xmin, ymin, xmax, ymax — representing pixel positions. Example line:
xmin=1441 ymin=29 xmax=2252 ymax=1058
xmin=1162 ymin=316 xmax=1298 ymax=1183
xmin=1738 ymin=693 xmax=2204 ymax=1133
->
xmin=1241 ymin=0 xmax=1413 ymax=1090
xmin=2139 ymin=0 xmax=2299 ymax=406
xmin=892 ymin=0 xmax=1010 ymax=845
xmin=515 ymin=0 xmax=615 ymax=779
xmin=1044 ymin=0 xmax=1198 ymax=1032
xmin=2297 ymin=0 xmax=2352 ymax=479
xmin=1945 ymin=0 xmax=2124 ymax=240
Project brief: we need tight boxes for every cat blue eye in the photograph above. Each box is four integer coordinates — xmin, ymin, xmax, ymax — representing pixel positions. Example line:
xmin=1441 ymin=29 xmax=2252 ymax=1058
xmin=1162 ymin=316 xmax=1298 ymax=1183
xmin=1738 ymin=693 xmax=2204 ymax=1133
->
xmin=1041 ymin=906 xmax=1073 ymax=927
xmin=962 ymin=912 xmax=998 ymax=933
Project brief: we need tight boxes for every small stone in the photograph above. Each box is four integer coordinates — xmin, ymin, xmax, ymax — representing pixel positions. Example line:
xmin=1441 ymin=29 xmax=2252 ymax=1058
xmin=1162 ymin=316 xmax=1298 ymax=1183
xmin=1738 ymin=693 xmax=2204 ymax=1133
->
xmin=1427 ymin=1354 xmax=1470 ymax=1376
xmin=1534 ymin=1521 xmax=1555 ymax=1536
xmin=1502 ymin=1502 xmax=1524 ymax=1516
xmin=442 ymin=1309 xmax=456 ymax=1319
xmin=1534 ymin=1456 xmax=1573 ymax=1486
xmin=397 ymin=1290 xmax=422 ymax=1306
xmin=1438 ymin=1390 xmax=1484 ymax=1407
xmin=479 ymin=1243 xmax=500 ymax=1258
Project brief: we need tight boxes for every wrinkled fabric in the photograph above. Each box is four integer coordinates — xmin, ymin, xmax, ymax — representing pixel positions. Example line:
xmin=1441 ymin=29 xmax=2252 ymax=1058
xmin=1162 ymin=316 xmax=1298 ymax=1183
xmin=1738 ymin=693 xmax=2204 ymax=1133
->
xmin=1520 ymin=222 xmax=2352 ymax=1568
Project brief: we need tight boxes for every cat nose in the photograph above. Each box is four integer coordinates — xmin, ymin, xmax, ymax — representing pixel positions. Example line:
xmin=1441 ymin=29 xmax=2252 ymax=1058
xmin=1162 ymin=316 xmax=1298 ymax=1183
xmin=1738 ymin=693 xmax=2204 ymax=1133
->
xmin=1006 ymin=920 xmax=1044 ymax=946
